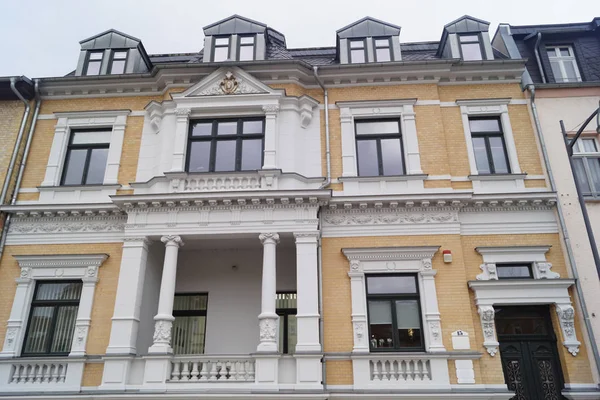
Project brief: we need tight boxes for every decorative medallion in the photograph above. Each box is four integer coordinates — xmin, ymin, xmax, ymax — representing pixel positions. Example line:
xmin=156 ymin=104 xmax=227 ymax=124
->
xmin=220 ymin=72 xmax=239 ymax=94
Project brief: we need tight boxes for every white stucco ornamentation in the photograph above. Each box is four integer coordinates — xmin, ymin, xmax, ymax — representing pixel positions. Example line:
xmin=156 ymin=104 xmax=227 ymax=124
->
xmin=477 ymin=306 xmax=498 ymax=356
xmin=556 ymin=304 xmax=580 ymax=356
xmin=153 ymin=320 xmax=173 ymax=344
xmin=536 ymin=262 xmax=560 ymax=279
xmin=259 ymin=318 xmax=277 ymax=341
xmin=476 ymin=263 xmax=498 ymax=280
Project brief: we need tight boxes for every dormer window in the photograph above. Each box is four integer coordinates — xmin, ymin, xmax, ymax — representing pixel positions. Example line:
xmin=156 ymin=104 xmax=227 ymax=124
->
xmin=238 ymin=36 xmax=255 ymax=61
xmin=109 ymin=50 xmax=128 ymax=74
xmin=84 ymin=51 xmax=104 ymax=76
xmin=547 ymin=46 xmax=582 ymax=83
xmin=349 ymin=39 xmax=367 ymax=64
xmin=459 ymin=34 xmax=483 ymax=61
xmin=374 ymin=38 xmax=393 ymax=62
xmin=213 ymin=37 xmax=231 ymax=62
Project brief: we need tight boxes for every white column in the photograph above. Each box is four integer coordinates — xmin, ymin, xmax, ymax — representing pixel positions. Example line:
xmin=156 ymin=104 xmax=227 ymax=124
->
xmin=294 ymin=232 xmax=321 ymax=352
xmin=257 ymin=233 xmax=279 ymax=352
xmin=70 ymin=267 xmax=100 ymax=357
xmin=41 ymin=117 xmax=69 ymax=186
xmin=348 ymin=260 xmax=369 ymax=353
xmin=262 ymin=106 xmax=279 ymax=169
xmin=105 ymin=237 xmax=151 ymax=355
xmin=148 ymin=235 xmax=184 ymax=354
xmin=170 ymin=108 xmax=191 ymax=172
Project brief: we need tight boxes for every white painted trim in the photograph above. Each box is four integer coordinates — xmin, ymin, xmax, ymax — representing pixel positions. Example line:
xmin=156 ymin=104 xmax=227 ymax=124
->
xmin=17 ymin=188 xmax=39 ymax=193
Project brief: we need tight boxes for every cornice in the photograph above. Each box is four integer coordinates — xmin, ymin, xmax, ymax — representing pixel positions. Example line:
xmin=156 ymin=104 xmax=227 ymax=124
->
xmin=476 ymin=245 xmax=551 ymax=255
xmin=342 ymin=246 xmax=440 ymax=261
xmin=14 ymin=254 xmax=109 ymax=269
xmin=468 ymin=279 xmax=575 ymax=290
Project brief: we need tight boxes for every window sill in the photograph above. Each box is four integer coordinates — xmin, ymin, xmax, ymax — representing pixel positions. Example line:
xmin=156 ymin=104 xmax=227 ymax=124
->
xmin=351 ymin=351 xmax=480 ymax=359
xmin=37 ymin=184 xmax=122 ymax=192
xmin=468 ymin=173 xmax=526 ymax=181
xmin=339 ymin=174 xmax=428 ymax=182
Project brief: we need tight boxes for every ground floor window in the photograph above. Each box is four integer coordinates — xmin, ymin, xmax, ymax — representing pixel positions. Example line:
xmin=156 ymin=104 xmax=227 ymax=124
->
xmin=172 ymin=294 xmax=208 ymax=355
xmin=277 ymin=292 xmax=297 ymax=354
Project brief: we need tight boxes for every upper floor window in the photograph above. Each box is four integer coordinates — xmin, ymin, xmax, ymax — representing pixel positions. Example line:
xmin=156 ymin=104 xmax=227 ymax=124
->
xmin=459 ymin=34 xmax=483 ymax=61
xmin=84 ymin=51 xmax=104 ymax=75
xmin=496 ymin=263 xmax=533 ymax=279
xmin=547 ymin=46 xmax=582 ymax=83
xmin=61 ymin=129 xmax=111 ymax=185
xmin=469 ymin=117 xmax=510 ymax=174
xmin=238 ymin=36 xmax=255 ymax=61
xmin=349 ymin=39 xmax=367 ymax=64
xmin=22 ymin=281 xmax=82 ymax=356
xmin=109 ymin=50 xmax=128 ymax=74
xmin=171 ymin=294 xmax=208 ymax=355
xmin=213 ymin=37 xmax=230 ymax=62
xmin=572 ymin=137 xmax=600 ymax=197
xmin=277 ymin=292 xmax=297 ymax=354
xmin=187 ymin=118 xmax=264 ymax=173
xmin=374 ymin=38 xmax=392 ymax=62
xmin=355 ymin=119 xmax=404 ymax=176
xmin=366 ymin=274 xmax=424 ymax=351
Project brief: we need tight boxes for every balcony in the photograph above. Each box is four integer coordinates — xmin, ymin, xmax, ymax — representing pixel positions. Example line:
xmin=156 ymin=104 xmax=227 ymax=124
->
xmin=0 ymin=358 xmax=85 ymax=392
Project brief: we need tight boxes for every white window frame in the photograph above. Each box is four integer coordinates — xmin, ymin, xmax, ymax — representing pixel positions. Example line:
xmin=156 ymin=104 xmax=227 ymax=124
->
xmin=469 ymin=246 xmax=580 ymax=357
xmin=0 ymin=254 xmax=107 ymax=359
xmin=546 ymin=45 xmax=582 ymax=83
xmin=41 ymin=110 xmax=129 ymax=188
xmin=338 ymin=100 xmax=423 ymax=178
xmin=572 ymin=137 xmax=600 ymax=197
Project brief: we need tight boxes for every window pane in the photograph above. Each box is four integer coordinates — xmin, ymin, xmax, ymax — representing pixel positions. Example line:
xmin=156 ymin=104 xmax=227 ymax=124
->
xmin=215 ymin=37 xmax=229 ymax=46
xmin=560 ymin=47 xmax=570 ymax=57
xmin=213 ymin=46 xmax=229 ymax=62
xmin=172 ymin=316 xmax=206 ymax=354
xmin=460 ymin=35 xmax=479 ymax=42
xmin=63 ymin=149 xmax=87 ymax=185
xmin=243 ymin=120 xmax=263 ymax=134
xmin=461 ymin=43 xmax=482 ymax=61
xmin=395 ymin=300 xmax=422 ymax=348
xmin=110 ymin=60 xmax=126 ymax=74
xmin=240 ymin=36 xmax=254 ymax=44
xmin=214 ymin=140 xmax=236 ymax=171
xmin=546 ymin=48 xmax=556 ymax=57
xmin=380 ymin=138 xmax=404 ymax=175
xmin=36 ymin=282 xmax=82 ymax=301
xmin=85 ymin=148 xmax=108 ymax=184
xmin=469 ymin=118 xmax=500 ymax=132
xmin=217 ymin=121 xmax=237 ymax=135
xmin=50 ymin=305 xmax=79 ymax=353
xmin=113 ymin=51 xmax=127 ymax=59
xmin=350 ymin=40 xmax=364 ymax=49
xmin=85 ymin=60 xmax=101 ymax=76
xmin=173 ymin=294 xmax=207 ymax=311
xmin=563 ymin=61 xmax=578 ymax=82
xmin=89 ymin=52 xmax=103 ymax=60
xmin=472 ymin=137 xmax=491 ymax=174
xmin=188 ymin=141 xmax=211 ymax=172
xmin=376 ymin=48 xmax=391 ymax=62
xmin=72 ymin=130 xmax=111 ymax=144
xmin=489 ymin=136 xmax=509 ymax=174
xmin=356 ymin=140 xmax=379 ymax=176
xmin=350 ymin=49 xmax=365 ymax=63
xmin=375 ymin=39 xmax=389 ymax=47
xmin=367 ymin=275 xmax=417 ymax=294
xmin=191 ymin=122 xmax=213 ymax=137
xmin=587 ymin=158 xmax=600 ymax=193
xmin=239 ymin=45 xmax=254 ymax=61
xmin=573 ymin=158 xmax=591 ymax=193
xmin=581 ymin=139 xmax=598 ymax=153
xmin=23 ymin=306 xmax=53 ymax=354
xmin=276 ymin=293 xmax=297 ymax=309
xmin=368 ymin=301 xmax=394 ymax=349
xmin=496 ymin=265 xmax=532 ymax=279
xmin=550 ymin=61 xmax=563 ymax=81
xmin=356 ymin=121 xmax=399 ymax=135
xmin=241 ymin=139 xmax=262 ymax=170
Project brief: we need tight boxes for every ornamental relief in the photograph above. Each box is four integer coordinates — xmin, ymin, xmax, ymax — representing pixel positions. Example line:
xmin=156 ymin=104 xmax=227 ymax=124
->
xmin=196 ymin=72 xmax=266 ymax=96
xmin=323 ymin=211 xmax=458 ymax=226
xmin=10 ymin=218 xmax=126 ymax=234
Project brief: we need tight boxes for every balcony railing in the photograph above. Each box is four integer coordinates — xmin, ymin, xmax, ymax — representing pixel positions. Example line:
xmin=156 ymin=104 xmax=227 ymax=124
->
xmin=170 ymin=356 xmax=255 ymax=382
xmin=0 ymin=358 xmax=84 ymax=392
xmin=9 ymin=361 xmax=69 ymax=384
xmin=370 ymin=357 xmax=431 ymax=382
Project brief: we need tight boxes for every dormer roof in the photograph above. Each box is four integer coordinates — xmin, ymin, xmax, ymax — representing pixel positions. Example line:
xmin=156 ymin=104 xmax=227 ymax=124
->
xmin=437 ymin=15 xmax=491 ymax=57
xmin=336 ymin=16 xmax=401 ymax=38
xmin=79 ymin=29 xmax=144 ymax=49
xmin=203 ymin=15 xmax=268 ymax=35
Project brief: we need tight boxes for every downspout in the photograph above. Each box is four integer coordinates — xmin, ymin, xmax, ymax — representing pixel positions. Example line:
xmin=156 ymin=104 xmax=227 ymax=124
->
xmin=0 ymin=79 xmax=40 ymax=259
xmin=533 ymin=33 xmax=547 ymax=84
xmin=526 ymin=84 xmax=600 ymax=379
xmin=1 ymin=78 xmax=32 ymax=205
xmin=313 ymin=66 xmax=329 ymax=387
xmin=313 ymin=66 xmax=331 ymax=189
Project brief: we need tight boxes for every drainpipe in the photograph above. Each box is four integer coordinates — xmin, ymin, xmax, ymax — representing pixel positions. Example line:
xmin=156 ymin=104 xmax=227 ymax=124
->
xmin=1 ymin=78 xmax=32 ymax=205
xmin=313 ymin=67 xmax=331 ymax=189
xmin=533 ymin=33 xmax=547 ymax=84
xmin=526 ymin=84 xmax=600 ymax=379
xmin=0 ymin=79 xmax=40 ymax=259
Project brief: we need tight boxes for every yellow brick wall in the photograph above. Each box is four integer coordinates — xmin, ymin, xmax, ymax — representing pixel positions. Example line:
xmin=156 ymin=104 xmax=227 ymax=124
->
xmin=322 ymin=233 xmax=593 ymax=385
xmin=0 ymin=100 xmax=28 ymax=204
xmin=82 ymin=363 xmax=104 ymax=387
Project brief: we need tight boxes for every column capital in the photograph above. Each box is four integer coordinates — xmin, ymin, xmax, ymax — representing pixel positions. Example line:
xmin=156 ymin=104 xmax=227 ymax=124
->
xmin=174 ymin=107 xmax=191 ymax=117
xmin=262 ymin=105 xmax=279 ymax=115
xmin=293 ymin=232 xmax=320 ymax=243
xmin=259 ymin=233 xmax=280 ymax=245
xmin=161 ymin=235 xmax=184 ymax=247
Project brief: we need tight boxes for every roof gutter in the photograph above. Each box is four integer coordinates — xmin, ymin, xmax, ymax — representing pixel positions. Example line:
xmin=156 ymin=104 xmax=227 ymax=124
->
xmin=533 ymin=32 xmax=547 ymax=83
xmin=526 ymin=84 xmax=600 ymax=379
xmin=313 ymin=66 xmax=331 ymax=189
xmin=1 ymin=78 xmax=32 ymax=205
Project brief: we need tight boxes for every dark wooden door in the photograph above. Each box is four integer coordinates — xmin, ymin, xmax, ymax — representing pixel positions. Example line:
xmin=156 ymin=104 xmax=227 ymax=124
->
xmin=496 ymin=306 xmax=565 ymax=400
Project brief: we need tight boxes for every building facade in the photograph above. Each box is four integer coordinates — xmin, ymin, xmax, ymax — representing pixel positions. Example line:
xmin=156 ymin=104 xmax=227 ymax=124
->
xmin=0 ymin=14 xmax=598 ymax=400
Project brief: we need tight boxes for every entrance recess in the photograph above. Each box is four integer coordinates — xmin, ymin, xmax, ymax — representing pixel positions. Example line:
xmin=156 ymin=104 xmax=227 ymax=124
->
xmin=496 ymin=305 xmax=565 ymax=400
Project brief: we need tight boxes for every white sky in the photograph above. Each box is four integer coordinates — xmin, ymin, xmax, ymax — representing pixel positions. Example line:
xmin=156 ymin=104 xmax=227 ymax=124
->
xmin=0 ymin=0 xmax=597 ymax=78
